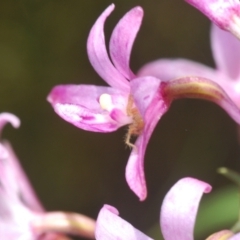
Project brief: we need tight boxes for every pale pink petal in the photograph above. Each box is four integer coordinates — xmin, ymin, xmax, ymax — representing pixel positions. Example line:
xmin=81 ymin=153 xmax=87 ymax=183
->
xmin=0 ymin=144 xmax=40 ymax=239
xmin=48 ymin=84 xmax=129 ymax=132
xmin=160 ymin=177 xmax=212 ymax=240
xmin=229 ymin=233 xmax=240 ymax=240
xmin=185 ymin=0 xmax=240 ymax=39
xmin=95 ymin=205 xmax=153 ymax=240
xmin=126 ymin=77 xmax=170 ymax=200
xmin=3 ymin=142 xmax=43 ymax=212
xmin=211 ymin=24 xmax=240 ymax=79
xmin=137 ymin=58 xmax=219 ymax=82
xmin=87 ymin=4 xmax=129 ymax=91
xmin=0 ymin=113 xmax=20 ymax=133
xmin=109 ymin=6 xmax=143 ymax=80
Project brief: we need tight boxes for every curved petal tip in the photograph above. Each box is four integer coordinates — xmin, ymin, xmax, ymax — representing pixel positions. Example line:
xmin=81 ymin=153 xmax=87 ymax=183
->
xmin=160 ymin=177 xmax=211 ymax=240
xmin=0 ymin=113 xmax=20 ymax=132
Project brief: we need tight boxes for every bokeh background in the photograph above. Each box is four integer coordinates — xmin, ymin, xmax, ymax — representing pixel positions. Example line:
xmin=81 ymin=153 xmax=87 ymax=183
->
xmin=1 ymin=0 xmax=240 ymax=239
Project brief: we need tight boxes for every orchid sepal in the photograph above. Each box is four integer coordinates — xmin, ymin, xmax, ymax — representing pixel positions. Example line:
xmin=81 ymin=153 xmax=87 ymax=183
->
xmin=185 ymin=0 xmax=240 ymax=40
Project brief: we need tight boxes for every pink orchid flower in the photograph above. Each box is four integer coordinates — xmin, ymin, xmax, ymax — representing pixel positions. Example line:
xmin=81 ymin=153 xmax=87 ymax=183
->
xmin=48 ymin=4 xmax=240 ymax=201
xmin=185 ymin=0 xmax=240 ymax=40
xmin=95 ymin=177 xmax=240 ymax=240
xmin=138 ymin=23 xmax=240 ymax=109
xmin=0 ymin=113 xmax=95 ymax=240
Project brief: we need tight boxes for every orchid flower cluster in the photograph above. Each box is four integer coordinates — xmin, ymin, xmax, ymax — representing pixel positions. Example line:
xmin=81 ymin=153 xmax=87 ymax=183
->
xmin=2 ymin=0 xmax=240 ymax=239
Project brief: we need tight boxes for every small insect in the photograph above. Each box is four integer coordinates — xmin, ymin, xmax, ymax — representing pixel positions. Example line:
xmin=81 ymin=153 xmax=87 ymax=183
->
xmin=125 ymin=95 xmax=144 ymax=149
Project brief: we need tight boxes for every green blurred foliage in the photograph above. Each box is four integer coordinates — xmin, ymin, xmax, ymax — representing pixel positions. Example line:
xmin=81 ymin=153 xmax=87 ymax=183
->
xmin=0 ymin=0 xmax=239 ymax=239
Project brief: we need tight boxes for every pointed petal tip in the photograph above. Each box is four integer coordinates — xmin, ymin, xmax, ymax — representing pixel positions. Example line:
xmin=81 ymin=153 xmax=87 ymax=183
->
xmin=47 ymin=86 xmax=57 ymax=105
xmin=87 ymin=2 xmax=129 ymax=90
xmin=126 ymin=168 xmax=147 ymax=201
xmin=106 ymin=3 xmax=115 ymax=12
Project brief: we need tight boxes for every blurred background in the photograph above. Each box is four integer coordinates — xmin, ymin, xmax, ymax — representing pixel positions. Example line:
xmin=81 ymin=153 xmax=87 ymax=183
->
xmin=0 ymin=0 xmax=240 ymax=239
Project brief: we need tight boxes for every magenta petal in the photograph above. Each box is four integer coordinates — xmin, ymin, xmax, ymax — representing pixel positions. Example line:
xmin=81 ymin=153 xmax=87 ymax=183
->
xmin=48 ymin=84 xmax=128 ymax=132
xmin=160 ymin=177 xmax=211 ymax=240
xmin=109 ymin=6 xmax=143 ymax=80
xmin=95 ymin=205 xmax=153 ymax=240
xmin=211 ymin=24 xmax=240 ymax=79
xmin=87 ymin=4 xmax=129 ymax=91
xmin=126 ymin=77 xmax=170 ymax=200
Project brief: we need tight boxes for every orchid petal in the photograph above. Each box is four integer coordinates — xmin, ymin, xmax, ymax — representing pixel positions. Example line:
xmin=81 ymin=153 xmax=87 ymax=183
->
xmin=229 ymin=233 xmax=240 ymax=240
xmin=87 ymin=4 xmax=129 ymax=91
xmin=95 ymin=205 xmax=153 ymax=240
xmin=109 ymin=6 xmax=143 ymax=80
xmin=0 ymin=144 xmax=40 ymax=240
xmin=185 ymin=0 xmax=240 ymax=40
xmin=0 ymin=114 xmax=41 ymax=211
xmin=137 ymin=58 xmax=220 ymax=82
xmin=3 ymin=142 xmax=44 ymax=212
xmin=0 ymin=113 xmax=20 ymax=134
xmin=163 ymin=76 xmax=240 ymax=125
xmin=48 ymin=84 xmax=129 ymax=132
xmin=160 ymin=177 xmax=212 ymax=240
xmin=211 ymin=24 xmax=240 ymax=79
xmin=126 ymin=77 xmax=170 ymax=200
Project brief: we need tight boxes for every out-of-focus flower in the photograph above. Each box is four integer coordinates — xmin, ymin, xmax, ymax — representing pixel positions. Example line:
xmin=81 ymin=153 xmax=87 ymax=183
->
xmin=95 ymin=177 xmax=213 ymax=240
xmin=0 ymin=113 xmax=95 ymax=239
xmin=48 ymin=4 xmax=240 ymax=201
xmin=185 ymin=0 xmax=240 ymax=40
